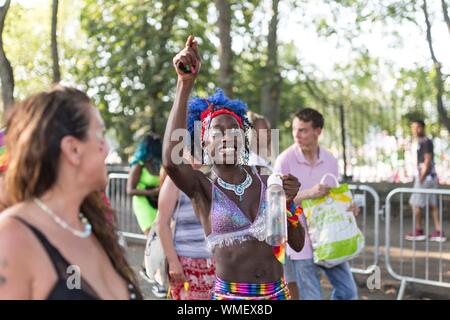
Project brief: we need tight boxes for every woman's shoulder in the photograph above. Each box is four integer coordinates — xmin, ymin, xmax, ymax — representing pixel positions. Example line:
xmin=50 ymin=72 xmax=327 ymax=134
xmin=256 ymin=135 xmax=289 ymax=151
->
xmin=0 ymin=204 xmax=41 ymax=298
xmin=0 ymin=204 xmax=39 ymax=267
xmin=0 ymin=203 xmax=37 ymax=247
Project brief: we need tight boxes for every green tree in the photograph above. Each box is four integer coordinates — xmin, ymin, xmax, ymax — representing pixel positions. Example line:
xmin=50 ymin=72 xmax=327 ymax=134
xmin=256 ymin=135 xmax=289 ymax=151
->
xmin=320 ymin=0 xmax=450 ymax=133
xmin=422 ymin=0 xmax=450 ymax=131
xmin=215 ymin=0 xmax=233 ymax=96
xmin=3 ymin=1 xmax=82 ymax=100
xmin=260 ymin=0 xmax=281 ymax=128
xmin=75 ymin=0 xmax=219 ymax=161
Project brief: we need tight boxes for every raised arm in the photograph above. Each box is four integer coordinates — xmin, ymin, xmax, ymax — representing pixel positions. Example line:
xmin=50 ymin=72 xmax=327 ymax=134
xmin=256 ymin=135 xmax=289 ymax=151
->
xmin=162 ymin=36 xmax=203 ymax=198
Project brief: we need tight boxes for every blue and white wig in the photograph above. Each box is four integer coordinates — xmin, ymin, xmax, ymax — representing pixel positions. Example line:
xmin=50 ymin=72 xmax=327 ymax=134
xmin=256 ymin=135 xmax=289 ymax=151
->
xmin=187 ymin=88 xmax=251 ymax=164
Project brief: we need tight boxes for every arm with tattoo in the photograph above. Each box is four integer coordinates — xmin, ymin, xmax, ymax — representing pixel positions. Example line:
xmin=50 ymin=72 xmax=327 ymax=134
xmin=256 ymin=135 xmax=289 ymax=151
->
xmin=0 ymin=218 xmax=33 ymax=299
xmin=0 ymin=258 xmax=8 ymax=287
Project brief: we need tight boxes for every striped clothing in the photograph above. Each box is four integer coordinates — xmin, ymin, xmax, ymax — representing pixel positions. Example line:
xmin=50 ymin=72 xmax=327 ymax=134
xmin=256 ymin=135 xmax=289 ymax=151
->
xmin=173 ymin=192 xmax=211 ymax=259
xmin=212 ymin=277 xmax=290 ymax=300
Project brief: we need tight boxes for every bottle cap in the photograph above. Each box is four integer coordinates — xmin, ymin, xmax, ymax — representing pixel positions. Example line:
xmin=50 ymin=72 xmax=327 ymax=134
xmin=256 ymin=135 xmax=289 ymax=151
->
xmin=267 ymin=173 xmax=283 ymax=187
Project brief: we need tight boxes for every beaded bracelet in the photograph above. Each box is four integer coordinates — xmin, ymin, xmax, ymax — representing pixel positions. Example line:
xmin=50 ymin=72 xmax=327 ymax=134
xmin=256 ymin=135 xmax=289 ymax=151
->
xmin=286 ymin=202 xmax=303 ymax=228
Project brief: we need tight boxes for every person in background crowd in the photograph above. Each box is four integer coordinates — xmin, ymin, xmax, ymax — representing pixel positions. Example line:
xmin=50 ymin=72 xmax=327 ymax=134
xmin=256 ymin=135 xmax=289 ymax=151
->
xmin=406 ymin=119 xmax=445 ymax=242
xmin=274 ymin=107 xmax=359 ymax=300
xmin=127 ymin=133 xmax=163 ymax=283
xmin=127 ymin=133 xmax=162 ymax=236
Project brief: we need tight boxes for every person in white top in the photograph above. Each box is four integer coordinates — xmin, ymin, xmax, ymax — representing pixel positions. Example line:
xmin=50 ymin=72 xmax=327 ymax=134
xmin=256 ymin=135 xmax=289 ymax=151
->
xmin=247 ymin=112 xmax=273 ymax=173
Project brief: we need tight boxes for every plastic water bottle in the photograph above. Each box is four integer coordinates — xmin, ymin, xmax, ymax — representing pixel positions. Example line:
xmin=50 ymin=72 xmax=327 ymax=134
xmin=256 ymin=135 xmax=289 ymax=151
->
xmin=265 ymin=173 xmax=287 ymax=246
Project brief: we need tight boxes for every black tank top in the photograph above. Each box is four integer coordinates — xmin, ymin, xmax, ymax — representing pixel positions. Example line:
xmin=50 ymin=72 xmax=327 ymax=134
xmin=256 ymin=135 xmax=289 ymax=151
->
xmin=14 ymin=217 xmax=140 ymax=300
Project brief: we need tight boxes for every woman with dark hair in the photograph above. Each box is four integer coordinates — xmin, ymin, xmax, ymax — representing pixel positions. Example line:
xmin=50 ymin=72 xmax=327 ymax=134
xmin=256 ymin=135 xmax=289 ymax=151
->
xmin=127 ymin=133 xmax=162 ymax=236
xmin=0 ymin=86 xmax=141 ymax=300
xmin=163 ymin=36 xmax=305 ymax=300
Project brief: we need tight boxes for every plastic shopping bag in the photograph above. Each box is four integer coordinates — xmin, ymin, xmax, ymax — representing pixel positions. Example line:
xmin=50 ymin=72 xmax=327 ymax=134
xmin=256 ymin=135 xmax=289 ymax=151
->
xmin=302 ymin=174 xmax=364 ymax=268
xmin=144 ymin=226 xmax=169 ymax=287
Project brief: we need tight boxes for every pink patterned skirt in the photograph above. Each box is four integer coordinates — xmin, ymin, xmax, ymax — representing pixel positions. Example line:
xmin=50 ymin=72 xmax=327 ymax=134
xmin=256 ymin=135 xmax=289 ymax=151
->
xmin=168 ymin=256 xmax=216 ymax=300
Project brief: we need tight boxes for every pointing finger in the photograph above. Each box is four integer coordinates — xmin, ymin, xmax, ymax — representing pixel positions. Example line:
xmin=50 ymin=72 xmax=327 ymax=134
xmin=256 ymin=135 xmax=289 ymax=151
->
xmin=185 ymin=35 xmax=194 ymax=48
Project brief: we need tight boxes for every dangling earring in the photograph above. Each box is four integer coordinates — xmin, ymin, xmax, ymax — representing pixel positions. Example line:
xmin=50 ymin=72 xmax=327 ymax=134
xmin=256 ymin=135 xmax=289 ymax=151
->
xmin=239 ymin=134 xmax=250 ymax=165
xmin=239 ymin=149 xmax=249 ymax=165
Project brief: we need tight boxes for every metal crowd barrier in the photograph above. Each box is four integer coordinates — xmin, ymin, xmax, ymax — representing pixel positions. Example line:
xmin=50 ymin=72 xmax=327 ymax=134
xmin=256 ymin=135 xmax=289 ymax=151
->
xmin=106 ymin=173 xmax=146 ymax=241
xmin=385 ymin=188 xmax=450 ymax=300
xmin=348 ymin=184 xmax=381 ymax=275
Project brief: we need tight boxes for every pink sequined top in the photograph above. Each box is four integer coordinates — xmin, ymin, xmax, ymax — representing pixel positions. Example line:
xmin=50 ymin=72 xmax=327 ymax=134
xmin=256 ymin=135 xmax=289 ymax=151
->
xmin=206 ymin=166 xmax=267 ymax=251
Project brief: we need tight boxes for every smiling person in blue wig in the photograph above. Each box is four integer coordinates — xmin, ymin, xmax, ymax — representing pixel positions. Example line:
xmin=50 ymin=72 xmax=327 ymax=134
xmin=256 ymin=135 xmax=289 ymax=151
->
xmin=162 ymin=36 xmax=305 ymax=300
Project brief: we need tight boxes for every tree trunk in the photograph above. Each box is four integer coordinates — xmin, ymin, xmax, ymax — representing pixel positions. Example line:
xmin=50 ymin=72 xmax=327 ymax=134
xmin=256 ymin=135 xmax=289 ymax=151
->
xmin=423 ymin=0 xmax=450 ymax=132
xmin=215 ymin=0 xmax=233 ymax=97
xmin=442 ymin=0 xmax=450 ymax=36
xmin=0 ymin=0 xmax=14 ymax=111
xmin=260 ymin=0 xmax=281 ymax=128
xmin=51 ymin=0 xmax=61 ymax=83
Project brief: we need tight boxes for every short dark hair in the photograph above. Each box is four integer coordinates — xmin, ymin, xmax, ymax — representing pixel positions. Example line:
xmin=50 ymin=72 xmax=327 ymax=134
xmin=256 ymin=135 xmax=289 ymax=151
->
xmin=411 ymin=119 xmax=425 ymax=127
xmin=294 ymin=108 xmax=324 ymax=129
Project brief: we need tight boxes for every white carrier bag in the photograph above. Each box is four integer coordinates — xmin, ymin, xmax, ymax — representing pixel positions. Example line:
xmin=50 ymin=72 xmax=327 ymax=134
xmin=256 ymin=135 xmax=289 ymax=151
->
xmin=301 ymin=174 xmax=364 ymax=268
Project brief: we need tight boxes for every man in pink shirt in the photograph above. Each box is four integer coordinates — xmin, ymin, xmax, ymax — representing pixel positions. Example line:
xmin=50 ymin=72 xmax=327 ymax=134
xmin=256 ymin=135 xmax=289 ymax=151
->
xmin=274 ymin=108 xmax=358 ymax=300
